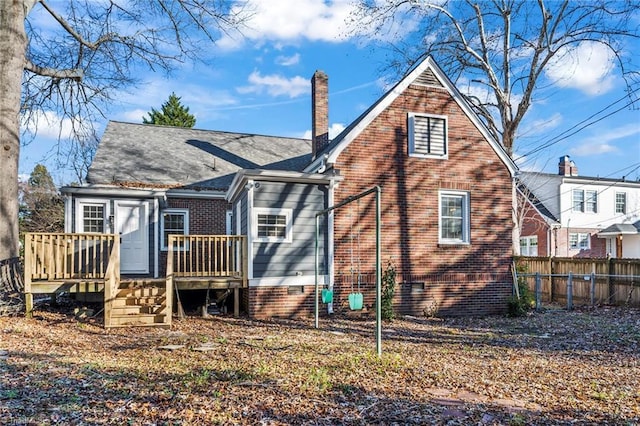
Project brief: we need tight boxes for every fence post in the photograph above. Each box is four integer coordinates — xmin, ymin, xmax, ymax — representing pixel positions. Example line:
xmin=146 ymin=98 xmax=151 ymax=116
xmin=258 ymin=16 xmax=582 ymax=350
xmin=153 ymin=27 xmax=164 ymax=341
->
xmin=590 ymin=272 xmax=596 ymax=306
xmin=567 ymin=272 xmax=573 ymax=310
xmin=535 ymin=272 xmax=542 ymax=311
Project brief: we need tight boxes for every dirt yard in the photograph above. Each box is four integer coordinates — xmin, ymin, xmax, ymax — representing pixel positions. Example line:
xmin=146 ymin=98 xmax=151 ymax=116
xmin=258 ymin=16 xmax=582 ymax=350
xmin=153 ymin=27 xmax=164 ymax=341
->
xmin=1 ymin=304 xmax=639 ymax=425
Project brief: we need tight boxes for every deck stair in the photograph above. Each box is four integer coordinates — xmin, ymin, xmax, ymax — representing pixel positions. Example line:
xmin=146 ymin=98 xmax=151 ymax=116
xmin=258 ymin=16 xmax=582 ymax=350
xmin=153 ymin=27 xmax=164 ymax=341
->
xmin=107 ymin=279 xmax=171 ymax=328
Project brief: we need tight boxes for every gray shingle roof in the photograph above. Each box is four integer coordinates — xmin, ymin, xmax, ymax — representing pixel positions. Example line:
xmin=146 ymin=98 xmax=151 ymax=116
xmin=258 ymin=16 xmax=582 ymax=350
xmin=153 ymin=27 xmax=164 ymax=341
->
xmin=598 ymin=221 xmax=640 ymax=236
xmin=87 ymin=121 xmax=312 ymax=190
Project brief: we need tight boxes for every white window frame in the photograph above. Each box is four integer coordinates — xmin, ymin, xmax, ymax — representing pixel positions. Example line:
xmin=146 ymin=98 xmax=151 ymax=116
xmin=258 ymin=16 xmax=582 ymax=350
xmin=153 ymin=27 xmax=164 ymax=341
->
xmin=438 ymin=190 xmax=470 ymax=245
xmin=520 ymin=236 xmax=538 ymax=256
xmin=585 ymin=190 xmax=597 ymax=213
xmin=253 ymin=207 xmax=292 ymax=243
xmin=569 ymin=233 xmax=590 ymax=250
xmin=572 ymin=189 xmax=584 ymax=212
xmin=408 ymin=112 xmax=448 ymax=159
xmin=615 ymin=192 xmax=626 ymax=214
xmin=75 ymin=199 xmax=110 ymax=234
xmin=161 ymin=208 xmax=189 ymax=251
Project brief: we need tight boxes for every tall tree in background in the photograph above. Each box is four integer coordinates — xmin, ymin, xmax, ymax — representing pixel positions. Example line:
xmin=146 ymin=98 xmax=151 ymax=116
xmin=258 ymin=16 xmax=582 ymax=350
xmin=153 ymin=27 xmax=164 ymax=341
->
xmin=19 ymin=164 xmax=64 ymax=235
xmin=143 ymin=93 xmax=196 ymax=128
xmin=350 ymin=0 xmax=639 ymax=156
xmin=0 ymin=1 xmax=247 ymax=308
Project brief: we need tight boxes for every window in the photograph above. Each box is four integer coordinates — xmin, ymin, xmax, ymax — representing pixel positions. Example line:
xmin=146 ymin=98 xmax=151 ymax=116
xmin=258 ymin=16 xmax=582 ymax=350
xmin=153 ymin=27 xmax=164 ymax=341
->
xmin=82 ymin=204 xmax=105 ymax=233
xmin=161 ymin=209 xmax=189 ymax=250
xmin=408 ymin=113 xmax=447 ymax=158
xmin=253 ymin=208 xmax=292 ymax=243
xmin=520 ymin=236 xmax=538 ymax=256
xmin=439 ymin=191 xmax=470 ymax=244
xmin=569 ymin=233 xmax=590 ymax=250
xmin=572 ymin=189 xmax=584 ymax=212
xmin=615 ymin=192 xmax=626 ymax=214
xmin=585 ymin=190 xmax=597 ymax=213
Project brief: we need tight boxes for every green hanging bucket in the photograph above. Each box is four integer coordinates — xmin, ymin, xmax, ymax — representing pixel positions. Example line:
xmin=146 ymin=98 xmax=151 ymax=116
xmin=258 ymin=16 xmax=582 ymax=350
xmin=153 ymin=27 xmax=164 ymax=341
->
xmin=348 ymin=292 xmax=363 ymax=310
xmin=321 ymin=288 xmax=333 ymax=304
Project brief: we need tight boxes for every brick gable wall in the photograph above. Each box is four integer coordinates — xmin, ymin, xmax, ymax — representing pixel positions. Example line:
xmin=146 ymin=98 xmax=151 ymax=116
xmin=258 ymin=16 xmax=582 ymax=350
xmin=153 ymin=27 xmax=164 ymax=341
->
xmin=329 ymin=84 xmax=513 ymax=316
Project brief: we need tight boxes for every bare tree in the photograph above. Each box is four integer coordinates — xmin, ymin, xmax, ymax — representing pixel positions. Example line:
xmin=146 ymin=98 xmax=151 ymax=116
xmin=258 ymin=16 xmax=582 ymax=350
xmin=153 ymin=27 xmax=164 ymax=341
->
xmin=349 ymin=0 xmax=639 ymax=155
xmin=0 ymin=1 xmax=247 ymax=301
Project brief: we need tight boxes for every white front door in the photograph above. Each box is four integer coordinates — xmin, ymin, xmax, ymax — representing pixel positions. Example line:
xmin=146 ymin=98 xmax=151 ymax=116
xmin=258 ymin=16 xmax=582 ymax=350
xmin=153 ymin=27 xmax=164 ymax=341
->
xmin=115 ymin=201 xmax=149 ymax=274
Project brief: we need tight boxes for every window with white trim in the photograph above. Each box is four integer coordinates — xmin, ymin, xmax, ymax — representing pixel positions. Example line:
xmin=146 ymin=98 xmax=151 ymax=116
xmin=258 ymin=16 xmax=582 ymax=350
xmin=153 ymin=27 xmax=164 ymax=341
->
xmin=81 ymin=204 xmax=106 ymax=233
xmin=615 ymin=192 xmax=626 ymax=214
xmin=520 ymin=236 xmax=538 ymax=256
xmin=161 ymin=209 xmax=189 ymax=250
xmin=253 ymin=208 xmax=292 ymax=243
xmin=572 ymin=189 xmax=584 ymax=212
xmin=252 ymin=207 xmax=291 ymax=243
xmin=439 ymin=191 xmax=470 ymax=244
xmin=585 ymin=190 xmax=597 ymax=213
xmin=408 ymin=113 xmax=447 ymax=158
xmin=569 ymin=233 xmax=590 ymax=250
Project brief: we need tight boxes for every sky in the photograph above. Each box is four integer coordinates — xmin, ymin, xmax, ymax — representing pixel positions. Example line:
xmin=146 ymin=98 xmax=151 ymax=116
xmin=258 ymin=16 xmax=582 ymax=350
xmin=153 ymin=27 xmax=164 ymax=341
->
xmin=19 ymin=0 xmax=640 ymax=186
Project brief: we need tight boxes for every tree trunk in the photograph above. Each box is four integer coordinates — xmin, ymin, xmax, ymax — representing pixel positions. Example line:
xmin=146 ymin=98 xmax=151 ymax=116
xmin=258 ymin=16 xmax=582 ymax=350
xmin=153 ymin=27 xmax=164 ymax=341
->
xmin=0 ymin=1 xmax=29 ymax=313
xmin=0 ymin=1 xmax=27 ymax=261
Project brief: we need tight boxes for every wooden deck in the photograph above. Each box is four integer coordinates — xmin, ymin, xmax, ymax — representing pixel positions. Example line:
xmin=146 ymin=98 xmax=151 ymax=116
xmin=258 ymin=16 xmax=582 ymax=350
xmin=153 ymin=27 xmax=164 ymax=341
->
xmin=24 ymin=233 xmax=248 ymax=328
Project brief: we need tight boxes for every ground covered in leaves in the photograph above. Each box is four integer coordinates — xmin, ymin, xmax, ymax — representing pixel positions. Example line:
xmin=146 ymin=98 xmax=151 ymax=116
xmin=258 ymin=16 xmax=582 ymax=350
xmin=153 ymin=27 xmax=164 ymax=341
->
xmin=1 ymin=304 xmax=639 ymax=425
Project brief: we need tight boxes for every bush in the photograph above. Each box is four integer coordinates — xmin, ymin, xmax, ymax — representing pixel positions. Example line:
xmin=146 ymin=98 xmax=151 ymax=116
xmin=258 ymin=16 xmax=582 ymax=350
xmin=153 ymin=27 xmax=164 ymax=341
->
xmin=381 ymin=261 xmax=396 ymax=321
xmin=508 ymin=262 xmax=535 ymax=317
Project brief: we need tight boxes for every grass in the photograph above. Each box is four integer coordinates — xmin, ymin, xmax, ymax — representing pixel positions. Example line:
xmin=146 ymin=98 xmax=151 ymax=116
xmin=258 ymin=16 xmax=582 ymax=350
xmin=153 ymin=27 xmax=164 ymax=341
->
xmin=0 ymin=306 xmax=638 ymax=425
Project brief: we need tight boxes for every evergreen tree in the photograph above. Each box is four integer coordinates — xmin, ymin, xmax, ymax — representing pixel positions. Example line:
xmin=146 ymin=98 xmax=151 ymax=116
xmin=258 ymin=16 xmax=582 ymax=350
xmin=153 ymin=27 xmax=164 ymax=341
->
xmin=19 ymin=164 xmax=64 ymax=235
xmin=143 ymin=93 xmax=196 ymax=128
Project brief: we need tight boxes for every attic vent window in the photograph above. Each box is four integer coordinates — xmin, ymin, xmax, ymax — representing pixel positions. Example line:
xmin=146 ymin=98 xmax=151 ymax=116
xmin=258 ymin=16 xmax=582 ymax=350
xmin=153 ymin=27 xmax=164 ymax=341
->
xmin=408 ymin=113 xmax=447 ymax=159
xmin=414 ymin=68 xmax=443 ymax=87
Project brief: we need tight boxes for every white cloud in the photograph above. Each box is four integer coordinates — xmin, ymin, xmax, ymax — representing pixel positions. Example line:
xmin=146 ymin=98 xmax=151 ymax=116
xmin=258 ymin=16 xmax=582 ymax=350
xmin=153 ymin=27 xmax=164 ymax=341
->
xmin=302 ymin=123 xmax=345 ymax=139
xmin=21 ymin=110 xmax=77 ymax=140
xmin=218 ymin=0 xmax=357 ymax=49
xmin=275 ymin=53 xmax=300 ymax=66
xmin=569 ymin=123 xmax=639 ymax=156
xmin=237 ymin=71 xmax=309 ymax=98
xmin=545 ymin=41 xmax=616 ymax=95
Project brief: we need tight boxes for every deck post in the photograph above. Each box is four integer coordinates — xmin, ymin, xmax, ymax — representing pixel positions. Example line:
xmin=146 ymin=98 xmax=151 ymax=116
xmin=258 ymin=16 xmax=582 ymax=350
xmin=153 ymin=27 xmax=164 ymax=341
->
xmin=24 ymin=233 xmax=34 ymax=318
xmin=234 ymin=287 xmax=240 ymax=317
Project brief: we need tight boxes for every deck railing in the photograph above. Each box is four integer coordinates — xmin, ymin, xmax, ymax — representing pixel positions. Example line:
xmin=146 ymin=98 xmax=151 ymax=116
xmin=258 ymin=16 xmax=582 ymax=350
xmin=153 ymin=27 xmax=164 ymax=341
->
xmin=166 ymin=235 xmax=248 ymax=286
xmin=102 ymin=237 xmax=121 ymax=327
xmin=23 ymin=232 xmax=118 ymax=316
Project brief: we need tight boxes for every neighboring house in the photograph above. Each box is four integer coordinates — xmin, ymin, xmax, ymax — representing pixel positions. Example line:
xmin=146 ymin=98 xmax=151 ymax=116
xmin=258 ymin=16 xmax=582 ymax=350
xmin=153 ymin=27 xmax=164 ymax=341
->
xmin=518 ymin=156 xmax=640 ymax=258
xmin=62 ymin=56 xmax=517 ymax=318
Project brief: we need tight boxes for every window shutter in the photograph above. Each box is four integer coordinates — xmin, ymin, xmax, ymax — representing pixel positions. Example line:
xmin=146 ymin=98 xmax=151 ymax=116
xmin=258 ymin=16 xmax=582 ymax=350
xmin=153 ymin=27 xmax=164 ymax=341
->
xmin=412 ymin=115 xmax=446 ymax=156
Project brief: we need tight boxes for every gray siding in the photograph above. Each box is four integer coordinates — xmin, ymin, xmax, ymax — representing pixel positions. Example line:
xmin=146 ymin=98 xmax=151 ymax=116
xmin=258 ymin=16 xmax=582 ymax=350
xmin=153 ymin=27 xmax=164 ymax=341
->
xmin=252 ymin=182 xmax=328 ymax=278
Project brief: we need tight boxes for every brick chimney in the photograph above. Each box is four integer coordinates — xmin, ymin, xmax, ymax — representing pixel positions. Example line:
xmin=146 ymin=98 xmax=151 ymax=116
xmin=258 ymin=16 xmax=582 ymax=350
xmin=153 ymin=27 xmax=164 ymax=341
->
xmin=558 ymin=155 xmax=578 ymax=176
xmin=312 ymin=70 xmax=329 ymax=160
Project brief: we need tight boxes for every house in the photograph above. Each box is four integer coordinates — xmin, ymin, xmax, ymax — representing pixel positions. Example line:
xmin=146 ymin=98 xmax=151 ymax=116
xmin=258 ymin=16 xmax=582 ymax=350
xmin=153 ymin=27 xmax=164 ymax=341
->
xmin=518 ymin=156 xmax=640 ymax=258
xmin=59 ymin=56 xmax=517 ymax=320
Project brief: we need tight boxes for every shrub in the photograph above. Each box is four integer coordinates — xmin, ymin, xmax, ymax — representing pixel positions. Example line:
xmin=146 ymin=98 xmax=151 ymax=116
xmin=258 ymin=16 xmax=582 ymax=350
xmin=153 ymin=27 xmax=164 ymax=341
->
xmin=508 ymin=262 xmax=535 ymax=317
xmin=381 ymin=261 xmax=396 ymax=321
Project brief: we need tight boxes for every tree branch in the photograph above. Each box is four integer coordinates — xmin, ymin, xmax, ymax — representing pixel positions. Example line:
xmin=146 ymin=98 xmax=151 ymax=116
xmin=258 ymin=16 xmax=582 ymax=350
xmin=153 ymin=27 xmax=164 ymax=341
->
xmin=23 ymin=60 xmax=83 ymax=81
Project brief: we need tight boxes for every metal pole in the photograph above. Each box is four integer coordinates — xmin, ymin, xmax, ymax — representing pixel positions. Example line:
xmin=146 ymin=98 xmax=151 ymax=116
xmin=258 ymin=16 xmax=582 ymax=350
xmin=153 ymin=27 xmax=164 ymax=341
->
xmin=567 ymin=272 xmax=573 ymax=310
xmin=535 ymin=272 xmax=542 ymax=310
xmin=375 ymin=186 xmax=382 ymax=357
xmin=314 ymin=215 xmax=319 ymax=329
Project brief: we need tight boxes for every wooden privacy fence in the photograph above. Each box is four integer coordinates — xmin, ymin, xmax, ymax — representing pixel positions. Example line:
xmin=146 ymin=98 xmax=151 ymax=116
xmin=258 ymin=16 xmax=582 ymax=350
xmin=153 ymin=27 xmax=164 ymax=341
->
xmin=515 ymin=256 xmax=640 ymax=307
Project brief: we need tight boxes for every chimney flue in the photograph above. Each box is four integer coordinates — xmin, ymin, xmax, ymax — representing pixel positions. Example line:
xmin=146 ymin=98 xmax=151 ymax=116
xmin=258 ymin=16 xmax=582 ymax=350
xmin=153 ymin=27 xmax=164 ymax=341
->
xmin=312 ymin=70 xmax=329 ymax=160
xmin=559 ymin=155 xmax=578 ymax=176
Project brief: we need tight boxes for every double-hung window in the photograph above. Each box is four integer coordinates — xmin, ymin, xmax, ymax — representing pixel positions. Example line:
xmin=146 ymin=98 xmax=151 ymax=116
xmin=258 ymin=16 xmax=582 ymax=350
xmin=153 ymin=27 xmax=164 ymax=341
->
xmin=520 ymin=236 xmax=538 ymax=256
xmin=569 ymin=233 xmax=590 ymax=250
xmin=408 ymin=113 xmax=447 ymax=158
xmin=439 ymin=191 xmax=470 ymax=244
xmin=75 ymin=200 xmax=110 ymax=234
xmin=572 ymin=189 xmax=584 ymax=212
xmin=585 ymin=190 xmax=597 ymax=213
xmin=253 ymin=208 xmax=292 ymax=243
xmin=161 ymin=209 xmax=189 ymax=250
xmin=615 ymin=192 xmax=626 ymax=214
